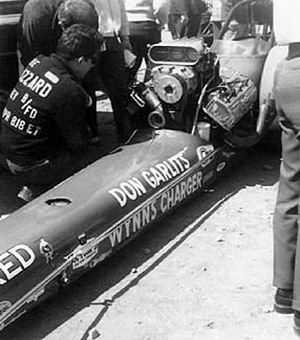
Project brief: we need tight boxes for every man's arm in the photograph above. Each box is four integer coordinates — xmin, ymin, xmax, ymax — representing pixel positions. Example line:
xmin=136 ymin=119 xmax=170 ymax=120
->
xmin=118 ymin=0 xmax=132 ymax=49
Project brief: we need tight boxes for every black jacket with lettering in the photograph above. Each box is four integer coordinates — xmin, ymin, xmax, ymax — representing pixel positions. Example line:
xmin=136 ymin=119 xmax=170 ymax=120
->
xmin=0 ymin=54 xmax=89 ymax=166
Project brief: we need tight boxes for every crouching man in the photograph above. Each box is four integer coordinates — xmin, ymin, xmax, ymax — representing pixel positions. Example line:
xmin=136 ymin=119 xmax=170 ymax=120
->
xmin=0 ymin=24 xmax=103 ymax=198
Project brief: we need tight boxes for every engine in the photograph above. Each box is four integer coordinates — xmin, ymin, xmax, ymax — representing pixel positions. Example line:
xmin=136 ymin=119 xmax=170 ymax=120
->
xmin=127 ymin=38 xmax=214 ymax=131
xmin=204 ymin=76 xmax=257 ymax=131
xmin=127 ymin=37 xmax=262 ymax=147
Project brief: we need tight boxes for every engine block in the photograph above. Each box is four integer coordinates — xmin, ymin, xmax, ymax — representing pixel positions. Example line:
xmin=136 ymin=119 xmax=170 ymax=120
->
xmin=204 ymin=77 xmax=257 ymax=131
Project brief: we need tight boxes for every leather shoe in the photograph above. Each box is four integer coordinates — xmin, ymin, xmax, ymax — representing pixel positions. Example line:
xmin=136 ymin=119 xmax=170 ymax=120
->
xmin=274 ymin=288 xmax=293 ymax=314
xmin=294 ymin=310 xmax=300 ymax=336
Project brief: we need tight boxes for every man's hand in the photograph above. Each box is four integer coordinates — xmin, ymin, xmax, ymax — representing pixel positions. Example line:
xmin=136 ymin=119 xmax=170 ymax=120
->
xmin=121 ymin=35 xmax=132 ymax=51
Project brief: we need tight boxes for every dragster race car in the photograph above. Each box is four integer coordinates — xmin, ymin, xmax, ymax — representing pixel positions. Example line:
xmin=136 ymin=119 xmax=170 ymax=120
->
xmin=0 ymin=0 xmax=285 ymax=332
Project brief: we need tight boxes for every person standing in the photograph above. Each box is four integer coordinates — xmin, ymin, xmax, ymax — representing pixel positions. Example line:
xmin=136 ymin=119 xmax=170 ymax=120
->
xmin=210 ymin=0 xmax=227 ymax=39
xmin=91 ymin=0 xmax=134 ymax=143
xmin=18 ymin=0 xmax=99 ymax=65
xmin=272 ymin=0 xmax=300 ymax=335
xmin=18 ymin=0 xmax=64 ymax=67
xmin=125 ymin=0 xmax=169 ymax=83
xmin=168 ymin=0 xmax=188 ymax=39
xmin=168 ymin=0 xmax=189 ymax=39
xmin=185 ymin=0 xmax=208 ymax=38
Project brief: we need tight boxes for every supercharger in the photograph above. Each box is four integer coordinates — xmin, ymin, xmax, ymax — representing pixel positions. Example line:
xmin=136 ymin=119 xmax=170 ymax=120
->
xmin=151 ymin=64 xmax=198 ymax=105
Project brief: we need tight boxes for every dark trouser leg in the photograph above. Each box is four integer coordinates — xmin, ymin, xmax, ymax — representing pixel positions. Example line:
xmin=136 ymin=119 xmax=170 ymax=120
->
xmin=128 ymin=24 xmax=161 ymax=84
xmin=143 ymin=28 xmax=161 ymax=82
xmin=0 ymin=152 xmax=77 ymax=198
xmin=22 ymin=152 xmax=75 ymax=187
xmin=168 ymin=14 xmax=180 ymax=39
xmin=128 ymin=35 xmax=148 ymax=84
xmin=273 ymin=120 xmax=300 ymax=291
xmin=20 ymin=152 xmax=76 ymax=184
xmin=294 ymin=208 xmax=300 ymax=310
xmin=98 ymin=50 xmax=133 ymax=142
xmin=186 ymin=14 xmax=201 ymax=37
xmin=273 ymin=59 xmax=300 ymax=310
xmin=0 ymin=153 xmax=9 ymax=171
xmin=128 ymin=51 xmax=143 ymax=85
xmin=168 ymin=14 xmax=187 ymax=39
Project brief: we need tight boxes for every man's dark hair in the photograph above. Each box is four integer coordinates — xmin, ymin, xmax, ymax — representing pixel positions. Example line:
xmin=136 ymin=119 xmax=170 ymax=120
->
xmin=57 ymin=0 xmax=98 ymax=30
xmin=56 ymin=24 xmax=103 ymax=60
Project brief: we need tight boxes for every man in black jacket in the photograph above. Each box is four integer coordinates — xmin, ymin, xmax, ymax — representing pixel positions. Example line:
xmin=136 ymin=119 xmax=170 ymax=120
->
xmin=0 ymin=24 xmax=102 ymax=189
xmin=18 ymin=0 xmax=100 ymax=140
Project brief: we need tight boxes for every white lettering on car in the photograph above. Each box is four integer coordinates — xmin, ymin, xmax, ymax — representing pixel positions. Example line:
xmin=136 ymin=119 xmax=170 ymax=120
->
xmin=0 ymin=245 xmax=35 ymax=285
xmin=109 ymin=148 xmax=191 ymax=207
xmin=109 ymin=177 xmax=147 ymax=208
xmin=108 ymin=200 xmax=158 ymax=247
xmin=108 ymin=170 xmax=202 ymax=247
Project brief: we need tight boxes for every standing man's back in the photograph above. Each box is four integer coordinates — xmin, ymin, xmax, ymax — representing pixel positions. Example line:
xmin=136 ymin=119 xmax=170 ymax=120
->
xmin=18 ymin=0 xmax=63 ymax=66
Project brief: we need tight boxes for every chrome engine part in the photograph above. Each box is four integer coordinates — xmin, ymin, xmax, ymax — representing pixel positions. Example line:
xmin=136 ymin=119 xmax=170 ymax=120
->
xmin=151 ymin=65 xmax=197 ymax=104
xmin=204 ymin=76 xmax=257 ymax=131
xmin=127 ymin=82 xmax=166 ymax=129
xmin=148 ymin=38 xmax=205 ymax=66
